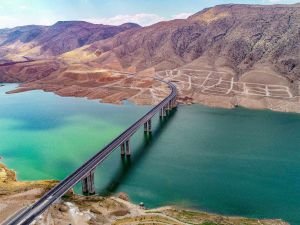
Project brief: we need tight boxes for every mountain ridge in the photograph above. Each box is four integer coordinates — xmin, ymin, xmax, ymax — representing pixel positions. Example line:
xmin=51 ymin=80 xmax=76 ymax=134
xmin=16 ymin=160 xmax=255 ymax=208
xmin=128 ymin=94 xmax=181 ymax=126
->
xmin=71 ymin=3 xmax=299 ymax=80
xmin=0 ymin=3 xmax=300 ymax=113
xmin=0 ymin=21 xmax=141 ymax=59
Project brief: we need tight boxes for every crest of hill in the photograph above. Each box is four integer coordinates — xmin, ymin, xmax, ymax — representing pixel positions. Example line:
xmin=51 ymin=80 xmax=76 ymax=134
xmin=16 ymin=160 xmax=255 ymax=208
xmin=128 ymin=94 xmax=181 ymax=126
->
xmin=66 ymin=3 xmax=299 ymax=81
xmin=0 ymin=21 xmax=141 ymax=58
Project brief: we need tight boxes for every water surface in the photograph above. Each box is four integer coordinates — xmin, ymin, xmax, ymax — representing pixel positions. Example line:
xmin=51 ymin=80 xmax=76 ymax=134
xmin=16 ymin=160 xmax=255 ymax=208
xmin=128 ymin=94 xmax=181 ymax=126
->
xmin=0 ymin=84 xmax=149 ymax=179
xmin=1 ymin=83 xmax=300 ymax=224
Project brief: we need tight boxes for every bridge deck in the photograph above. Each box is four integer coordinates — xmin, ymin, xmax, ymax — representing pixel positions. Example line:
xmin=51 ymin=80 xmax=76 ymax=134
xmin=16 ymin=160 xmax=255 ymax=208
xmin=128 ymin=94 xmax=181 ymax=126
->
xmin=3 ymin=79 xmax=177 ymax=225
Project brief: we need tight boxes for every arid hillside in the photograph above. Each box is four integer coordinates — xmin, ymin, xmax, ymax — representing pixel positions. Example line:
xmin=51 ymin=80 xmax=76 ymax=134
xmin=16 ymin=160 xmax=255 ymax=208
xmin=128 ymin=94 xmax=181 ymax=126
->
xmin=0 ymin=3 xmax=300 ymax=113
xmin=0 ymin=21 xmax=140 ymax=60
xmin=68 ymin=4 xmax=300 ymax=81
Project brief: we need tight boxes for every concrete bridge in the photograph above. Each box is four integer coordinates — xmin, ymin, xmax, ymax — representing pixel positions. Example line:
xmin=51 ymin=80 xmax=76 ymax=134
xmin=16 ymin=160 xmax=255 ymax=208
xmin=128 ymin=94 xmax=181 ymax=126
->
xmin=3 ymin=78 xmax=177 ymax=225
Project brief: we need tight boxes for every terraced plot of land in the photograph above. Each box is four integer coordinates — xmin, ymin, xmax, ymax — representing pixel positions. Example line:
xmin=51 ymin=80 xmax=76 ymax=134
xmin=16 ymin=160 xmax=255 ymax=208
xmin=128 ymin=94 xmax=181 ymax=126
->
xmin=156 ymin=69 xmax=296 ymax=99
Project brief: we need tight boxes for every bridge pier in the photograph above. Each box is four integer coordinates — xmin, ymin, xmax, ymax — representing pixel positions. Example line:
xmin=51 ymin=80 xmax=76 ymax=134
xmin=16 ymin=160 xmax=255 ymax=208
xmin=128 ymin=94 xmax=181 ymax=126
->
xmin=163 ymin=107 xmax=167 ymax=117
xmin=159 ymin=98 xmax=177 ymax=119
xmin=121 ymin=140 xmax=131 ymax=157
xmin=144 ymin=119 xmax=152 ymax=133
xmin=125 ymin=140 xmax=131 ymax=156
xmin=171 ymin=98 xmax=177 ymax=109
xmin=120 ymin=143 xmax=125 ymax=156
xmin=174 ymin=98 xmax=177 ymax=108
xmin=82 ymin=170 xmax=95 ymax=195
xmin=147 ymin=119 xmax=152 ymax=132
xmin=159 ymin=108 xmax=163 ymax=118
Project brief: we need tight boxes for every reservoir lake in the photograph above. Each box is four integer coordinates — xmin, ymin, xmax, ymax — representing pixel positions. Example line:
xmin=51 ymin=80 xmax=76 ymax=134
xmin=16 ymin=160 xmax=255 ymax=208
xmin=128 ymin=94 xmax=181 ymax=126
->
xmin=1 ymin=83 xmax=300 ymax=224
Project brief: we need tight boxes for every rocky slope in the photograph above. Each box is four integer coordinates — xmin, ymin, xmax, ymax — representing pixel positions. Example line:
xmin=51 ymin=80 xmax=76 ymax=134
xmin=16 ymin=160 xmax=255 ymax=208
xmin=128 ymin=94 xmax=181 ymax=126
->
xmin=0 ymin=3 xmax=300 ymax=113
xmin=67 ymin=4 xmax=299 ymax=81
xmin=0 ymin=21 xmax=140 ymax=60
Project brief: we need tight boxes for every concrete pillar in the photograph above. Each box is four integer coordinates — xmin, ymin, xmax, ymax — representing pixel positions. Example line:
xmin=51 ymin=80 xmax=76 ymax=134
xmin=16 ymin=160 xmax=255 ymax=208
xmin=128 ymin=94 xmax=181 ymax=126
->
xmin=82 ymin=177 xmax=88 ymax=193
xmin=125 ymin=139 xmax=131 ymax=156
xmin=82 ymin=170 xmax=95 ymax=195
xmin=173 ymin=99 xmax=176 ymax=108
xmin=121 ymin=143 xmax=125 ymax=156
xmin=159 ymin=108 xmax=163 ymax=118
xmin=147 ymin=119 xmax=152 ymax=132
xmin=144 ymin=122 xmax=148 ymax=132
xmin=163 ymin=107 xmax=167 ymax=117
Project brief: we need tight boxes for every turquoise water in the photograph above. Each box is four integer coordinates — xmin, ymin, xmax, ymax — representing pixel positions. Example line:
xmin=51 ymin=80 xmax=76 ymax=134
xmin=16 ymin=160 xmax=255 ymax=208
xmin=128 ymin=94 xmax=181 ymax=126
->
xmin=1 ymin=84 xmax=300 ymax=224
xmin=0 ymin=84 xmax=150 ymax=180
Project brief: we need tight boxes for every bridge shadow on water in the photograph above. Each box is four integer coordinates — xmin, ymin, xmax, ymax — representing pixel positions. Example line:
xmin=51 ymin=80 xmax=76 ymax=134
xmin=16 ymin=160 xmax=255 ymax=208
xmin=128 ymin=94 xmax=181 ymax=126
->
xmin=97 ymin=108 xmax=178 ymax=196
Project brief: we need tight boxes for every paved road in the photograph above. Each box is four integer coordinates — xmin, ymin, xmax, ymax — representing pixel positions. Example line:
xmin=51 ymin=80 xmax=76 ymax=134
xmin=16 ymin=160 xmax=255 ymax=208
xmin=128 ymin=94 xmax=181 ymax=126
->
xmin=3 ymin=79 xmax=177 ymax=225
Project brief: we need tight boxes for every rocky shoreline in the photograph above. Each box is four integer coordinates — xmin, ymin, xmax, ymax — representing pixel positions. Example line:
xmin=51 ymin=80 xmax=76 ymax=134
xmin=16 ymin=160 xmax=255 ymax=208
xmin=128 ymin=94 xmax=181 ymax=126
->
xmin=0 ymin=163 xmax=289 ymax=225
xmin=1 ymin=60 xmax=299 ymax=114
xmin=7 ymin=79 xmax=300 ymax=114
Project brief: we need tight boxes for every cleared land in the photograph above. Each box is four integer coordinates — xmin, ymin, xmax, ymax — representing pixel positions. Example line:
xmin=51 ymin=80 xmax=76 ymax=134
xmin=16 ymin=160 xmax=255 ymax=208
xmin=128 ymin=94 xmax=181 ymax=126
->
xmin=156 ymin=69 xmax=296 ymax=99
xmin=1 ymin=60 xmax=300 ymax=113
xmin=155 ymin=69 xmax=300 ymax=113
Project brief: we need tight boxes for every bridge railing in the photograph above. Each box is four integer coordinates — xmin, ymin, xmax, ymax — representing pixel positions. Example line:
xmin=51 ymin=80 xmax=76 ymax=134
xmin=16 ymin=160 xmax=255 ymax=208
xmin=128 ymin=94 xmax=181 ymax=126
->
xmin=3 ymin=78 xmax=177 ymax=225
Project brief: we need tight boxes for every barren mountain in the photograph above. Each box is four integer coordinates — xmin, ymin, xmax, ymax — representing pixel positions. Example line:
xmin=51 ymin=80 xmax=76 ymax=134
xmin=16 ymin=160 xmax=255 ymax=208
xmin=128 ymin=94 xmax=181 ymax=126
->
xmin=67 ymin=4 xmax=300 ymax=81
xmin=0 ymin=21 xmax=140 ymax=60
xmin=1 ymin=4 xmax=300 ymax=113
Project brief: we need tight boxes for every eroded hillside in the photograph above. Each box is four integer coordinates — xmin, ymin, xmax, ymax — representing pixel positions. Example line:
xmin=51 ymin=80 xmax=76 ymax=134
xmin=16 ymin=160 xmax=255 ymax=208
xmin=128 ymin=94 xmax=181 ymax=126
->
xmin=0 ymin=22 xmax=140 ymax=60
xmin=0 ymin=4 xmax=299 ymax=113
xmin=62 ymin=4 xmax=300 ymax=80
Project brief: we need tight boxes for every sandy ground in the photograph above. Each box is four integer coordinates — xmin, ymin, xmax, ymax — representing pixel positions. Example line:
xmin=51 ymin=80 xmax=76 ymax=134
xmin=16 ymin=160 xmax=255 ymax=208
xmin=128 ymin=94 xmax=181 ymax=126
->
xmin=4 ymin=64 xmax=300 ymax=114
xmin=156 ymin=69 xmax=300 ymax=113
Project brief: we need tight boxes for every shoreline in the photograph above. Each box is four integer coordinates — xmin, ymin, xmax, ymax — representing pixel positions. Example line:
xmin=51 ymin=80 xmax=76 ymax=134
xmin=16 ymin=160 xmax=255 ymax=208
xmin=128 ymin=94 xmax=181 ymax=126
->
xmin=0 ymin=163 xmax=290 ymax=225
xmin=3 ymin=80 xmax=300 ymax=114
xmin=3 ymin=82 xmax=300 ymax=116
xmin=0 ymin=83 xmax=296 ymax=224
